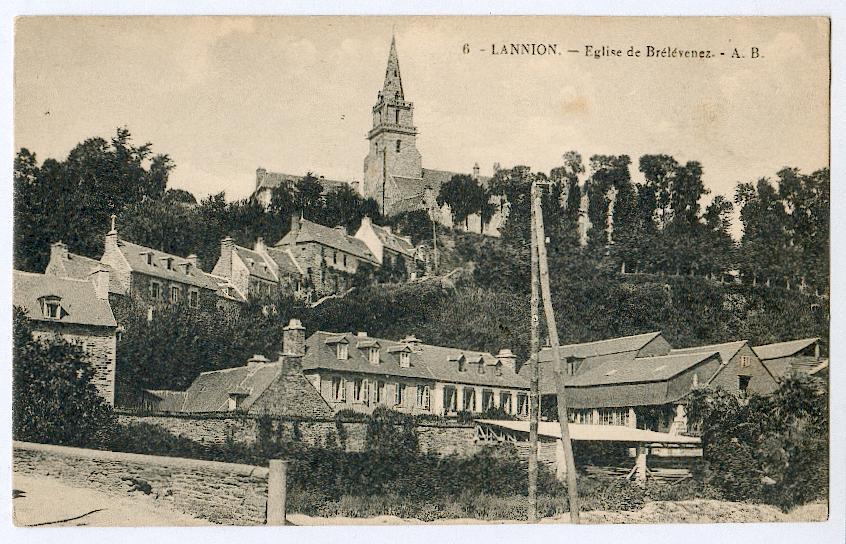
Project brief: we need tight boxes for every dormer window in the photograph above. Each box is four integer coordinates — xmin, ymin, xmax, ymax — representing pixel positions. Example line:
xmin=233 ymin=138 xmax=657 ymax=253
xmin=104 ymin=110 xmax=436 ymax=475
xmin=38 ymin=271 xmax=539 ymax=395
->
xmin=477 ymin=363 xmax=485 ymax=375
xmin=165 ymin=257 xmax=174 ymax=271
xmin=337 ymin=343 xmax=348 ymax=360
xmin=399 ymin=352 xmax=410 ymax=367
xmin=369 ymin=347 xmax=380 ymax=365
xmin=185 ymin=263 xmax=193 ymax=275
xmin=39 ymin=296 xmax=63 ymax=319
xmin=495 ymin=361 xmax=503 ymax=376
xmin=146 ymin=253 xmax=153 ymax=266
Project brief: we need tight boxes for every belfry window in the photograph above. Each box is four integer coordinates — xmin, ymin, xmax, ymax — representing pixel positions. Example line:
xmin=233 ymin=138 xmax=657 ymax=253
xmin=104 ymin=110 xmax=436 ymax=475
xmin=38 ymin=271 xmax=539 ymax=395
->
xmin=396 ymin=140 xmax=401 ymax=153
xmin=395 ymin=108 xmax=400 ymax=124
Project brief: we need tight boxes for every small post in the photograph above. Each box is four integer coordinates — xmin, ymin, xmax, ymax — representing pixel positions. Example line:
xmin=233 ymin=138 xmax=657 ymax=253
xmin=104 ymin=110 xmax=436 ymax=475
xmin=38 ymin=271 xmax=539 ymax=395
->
xmin=267 ymin=459 xmax=288 ymax=525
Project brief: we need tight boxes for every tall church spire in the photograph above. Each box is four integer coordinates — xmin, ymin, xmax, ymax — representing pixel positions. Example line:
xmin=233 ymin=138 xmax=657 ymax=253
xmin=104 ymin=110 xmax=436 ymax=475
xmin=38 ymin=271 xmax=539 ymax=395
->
xmin=382 ymin=34 xmax=404 ymax=101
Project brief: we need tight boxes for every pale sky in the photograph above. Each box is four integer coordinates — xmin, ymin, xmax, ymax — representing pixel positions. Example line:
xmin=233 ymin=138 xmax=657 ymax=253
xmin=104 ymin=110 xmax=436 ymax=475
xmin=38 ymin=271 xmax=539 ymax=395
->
xmin=15 ymin=16 xmax=829 ymax=214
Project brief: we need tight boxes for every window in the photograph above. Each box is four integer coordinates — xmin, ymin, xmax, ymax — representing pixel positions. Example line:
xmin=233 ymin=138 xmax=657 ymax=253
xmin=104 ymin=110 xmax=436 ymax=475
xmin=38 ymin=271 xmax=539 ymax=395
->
xmin=517 ymin=394 xmax=529 ymax=417
xmin=40 ymin=296 xmax=62 ymax=319
xmin=362 ymin=379 xmax=371 ymax=405
xmin=149 ymin=281 xmax=162 ymax=301
xmin=185 ymin=263 xmax=193 ymax=275
xmin=337 ymin=343 xmax=348 ymax=360
xmin=477 ymin=362 xmax=485 ymax=375
xmin=566 ymin=358 xmax=578 ymax=376
xmin=353 ymin=379 xmax=364 ymax=402
xmin=332 ymin=377 xmax=347 ymax=401
xmin=399 ymin=352 xmax=410 ymax=367
xmin=395 ymin=109 xmax=400 ymax=124
xmin=458 ymin=359 xmax=466 ymax=372
xmin=739 ymin=355 xmax=752 ymax=368
xmin=495 ymin=362 xmax=503 ymax=376
xmin=333 ymin=250 xmax=337 ymax=265
xmin=500 ymin=392 xmax=512 ymax=414
xmin=369 ymin=347 xmax=380 ymax=365
xmin=165 ymin=257 xmax=174 ymax=271
xmin=417 ymin=385 xmax=430 ymax=410
xmin=444 ymin=387 xmax=457 ymax=412
xmin=395 ymin=383 xmax=404 ymax=405
xmin=170 ymin=285 xmax=181 ymax=304
xmin=738 ymin=375 xmax=751 ymax=396
xmin=188 ymin=289 xmax=199 ymax=309
xmin=463 ymin=389 xmax=476 ymax=412
xmin=482 ymin=390 xmax=494 ymax=411
xmin=376 ymin=381 xmax=386 ymax=404
xmin=598 ymin=408 xmax=629 ymax=426
xmin=396 ymin=140 xmax=401 ymax=153
xmin=343 ymin=254 xmax=348 ymax=267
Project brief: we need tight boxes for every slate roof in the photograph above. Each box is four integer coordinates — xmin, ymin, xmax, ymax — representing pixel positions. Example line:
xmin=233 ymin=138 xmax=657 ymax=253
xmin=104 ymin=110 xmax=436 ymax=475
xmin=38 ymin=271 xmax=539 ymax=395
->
xmin=422 ymin=168 xmax=492 ymax=190
xmin=265 ymin=246 xmax=305 ymax=277
xmin=568 ymin=352 xmax=720 ymax=387
xmin=46 ymin=251 xmax=121 ymax=293
xmin=13 ymin=270 xmax=117 ymax=328
xmin=370 ymin=223 xmax=415 ymax=257
xmin=233 ymin=245 xmax=278 ymax=283
xmin=537 ymin=331 xmax=664 ymax=363
xmin=255 ymin=170 xmax=354 ymax=194
xmin=165 ymin=361 xmax=287 ymax=412
xmin=670 ymin=340 xmax=747 ymax=365
xmin=753 ymin=338 xmax=820 ymax=360
xmin=277 ymin=218 xmax=377 ymax=262
xmin=116 ymin=240 xmax=219 ymax=290
xmin=302 ymin=331 xmax=529 ymax=389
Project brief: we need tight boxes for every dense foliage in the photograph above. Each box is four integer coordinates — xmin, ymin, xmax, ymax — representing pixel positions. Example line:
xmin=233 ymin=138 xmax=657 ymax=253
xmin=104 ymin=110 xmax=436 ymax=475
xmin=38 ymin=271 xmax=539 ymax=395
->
xmin=686 ymin=375 xmax=828 ymax=511
xmin=12 ymin=308 xmax=116 ymax=447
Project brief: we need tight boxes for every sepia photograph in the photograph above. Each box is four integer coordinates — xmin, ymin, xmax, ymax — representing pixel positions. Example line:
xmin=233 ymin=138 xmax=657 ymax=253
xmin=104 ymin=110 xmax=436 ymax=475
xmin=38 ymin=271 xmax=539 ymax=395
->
xmin=6 ymin=12 xmax=838 ymax=537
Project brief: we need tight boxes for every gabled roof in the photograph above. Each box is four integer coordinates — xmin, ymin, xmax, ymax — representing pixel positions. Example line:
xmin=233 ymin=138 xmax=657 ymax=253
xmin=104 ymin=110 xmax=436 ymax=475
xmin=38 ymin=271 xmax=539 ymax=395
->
xmin=170 ymin=362 xmax=286 ymax=412
xmin=671 ymin=340 xmax=748 ymax=365
xmin=255 ymin=170 xmax=354 ymax=194
xmin=116 ymin=239 xmax=218 ymax=290
xmin=568 ymin=352 xmax=720 ymax=387
xmin=753 ymin=338 xmax=820 ymax=360
xmin=206 ymin=273 xmax=247 ymax=303
xmin=264 ymin=246 xmax=305 ymax=277
xmin=14 ymin=270 xmax=117 ymax=328
xmin=538 ymin=331 xmax=664 ymax=363
xmin=370 ymin=223 xmax=415 ymax=257
xmin=232 ymin=245 xmax=278 ymax=283
xmin=277 ymin=218 xmax=377 ymax=262
xmin=302 ymin=331 xmax=527 ymax=389
xmin=46 ymin=250 xmax=121 ymax=293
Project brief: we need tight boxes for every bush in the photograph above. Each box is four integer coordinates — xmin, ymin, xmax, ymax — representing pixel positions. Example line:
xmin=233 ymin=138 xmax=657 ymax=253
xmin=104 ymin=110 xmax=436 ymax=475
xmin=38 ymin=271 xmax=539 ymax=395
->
xmin=365 ymin=407 xmax=418 ymax=455
xmin=13 ymin=308 xmax=116 ymax=447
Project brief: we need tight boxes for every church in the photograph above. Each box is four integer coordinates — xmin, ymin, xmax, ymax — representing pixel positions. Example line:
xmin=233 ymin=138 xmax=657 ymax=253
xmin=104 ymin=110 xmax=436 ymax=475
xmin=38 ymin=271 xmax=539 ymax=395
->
xmin=253 ymin=36 xmax=505 ymax=237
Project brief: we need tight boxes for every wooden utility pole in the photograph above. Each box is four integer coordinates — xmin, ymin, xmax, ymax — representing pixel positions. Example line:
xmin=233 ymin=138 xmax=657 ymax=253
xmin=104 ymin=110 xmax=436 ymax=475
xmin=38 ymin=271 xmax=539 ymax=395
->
xmin=527 ymin=178 xmax=541 ymax=523
xmin=531 ymin=179 xmax=581 ymax=524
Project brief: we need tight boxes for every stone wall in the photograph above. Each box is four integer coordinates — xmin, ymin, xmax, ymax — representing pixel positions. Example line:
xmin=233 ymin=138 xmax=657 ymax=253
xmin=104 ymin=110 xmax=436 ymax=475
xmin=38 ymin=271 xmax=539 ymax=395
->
xmin=117 ymin=413 xmax=480 ymax=457
xmin=31 ymin=322 xmax=116 ymax=405
xmin=13 ymin=441 xmax=270 ymax=525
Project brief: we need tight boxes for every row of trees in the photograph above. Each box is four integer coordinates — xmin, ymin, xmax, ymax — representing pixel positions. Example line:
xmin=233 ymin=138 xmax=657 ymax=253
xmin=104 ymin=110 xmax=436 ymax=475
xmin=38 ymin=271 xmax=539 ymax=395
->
xmin=14 ymin=128 xmax=382 ymax=273
xmin=449 ymin=152 xmax=828 ymax=295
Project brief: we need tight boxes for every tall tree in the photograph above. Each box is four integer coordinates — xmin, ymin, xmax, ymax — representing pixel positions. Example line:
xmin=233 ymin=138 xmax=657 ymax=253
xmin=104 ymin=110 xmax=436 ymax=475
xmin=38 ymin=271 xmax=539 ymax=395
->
xmin=294 ymin=173 xmax=325 ymax=219
xmin=436 ymin=174 xmax=487 ymax=229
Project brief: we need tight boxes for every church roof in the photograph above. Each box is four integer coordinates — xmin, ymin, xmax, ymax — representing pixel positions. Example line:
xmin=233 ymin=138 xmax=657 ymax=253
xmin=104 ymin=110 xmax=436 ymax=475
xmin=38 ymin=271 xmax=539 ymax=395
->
xmin=382 ymin=34 xmax=404 ymax=100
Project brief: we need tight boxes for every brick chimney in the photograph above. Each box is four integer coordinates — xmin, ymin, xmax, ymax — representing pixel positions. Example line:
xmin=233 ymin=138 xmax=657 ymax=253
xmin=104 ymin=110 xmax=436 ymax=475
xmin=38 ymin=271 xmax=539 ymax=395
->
xmin=282 ymin=318 xmax=306 ymax=369
xmin=88 ymin=266 xmax=110 ymax=300
xmin=496 ymin=348 xmax=518 ymax=374
xmin=105 ymin=214 xmax=119 ymax=254
xmin=218 ymin=237 xmax=235 ymax=277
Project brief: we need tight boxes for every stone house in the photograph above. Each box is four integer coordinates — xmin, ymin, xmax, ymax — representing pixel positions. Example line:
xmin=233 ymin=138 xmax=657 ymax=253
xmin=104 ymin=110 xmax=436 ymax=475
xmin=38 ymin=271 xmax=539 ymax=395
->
xmin=145 ymin=319 xmax=332 ymax=418
xmin=252 ymin=169 xmax=358 ymax=210
xmin=753 ymin=337 xmax=824 ymax=379
xmin=211 ymin=236 xmax=306 ymax=302
xmin=524 ymin=332 xmax=779 ymax=435
xmin=275 ymin=215 xmax=379 ymax=296
xmin=299 ymin=327 xmax=529 ymax=417
xmin=353 ymin=216 xmax=422 ymax=277
xmin=13 ymin=270 xmax=118 ymax=404
xmin=98 ymin=224 xmax=243 ymax=318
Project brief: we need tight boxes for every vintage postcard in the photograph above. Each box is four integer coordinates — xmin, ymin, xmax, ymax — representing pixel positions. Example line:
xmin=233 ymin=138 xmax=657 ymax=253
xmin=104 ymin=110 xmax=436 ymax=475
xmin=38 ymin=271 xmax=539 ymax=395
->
xmin=10 ymin=14 xmax=833 ymax=533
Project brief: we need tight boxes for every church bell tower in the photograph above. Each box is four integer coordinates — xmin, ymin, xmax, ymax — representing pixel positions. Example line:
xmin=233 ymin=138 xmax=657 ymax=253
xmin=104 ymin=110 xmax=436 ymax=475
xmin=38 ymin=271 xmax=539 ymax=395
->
xmin=362 ymin=35 xmax=423 ymax=213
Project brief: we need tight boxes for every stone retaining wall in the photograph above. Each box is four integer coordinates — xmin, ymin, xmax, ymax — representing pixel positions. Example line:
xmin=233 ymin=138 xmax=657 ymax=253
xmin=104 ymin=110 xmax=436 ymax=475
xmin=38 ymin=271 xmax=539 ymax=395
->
xmin=118 ymin=412 xmax=481 ymax=457
xmin=13 ymin=441 xmax=270 ymax=525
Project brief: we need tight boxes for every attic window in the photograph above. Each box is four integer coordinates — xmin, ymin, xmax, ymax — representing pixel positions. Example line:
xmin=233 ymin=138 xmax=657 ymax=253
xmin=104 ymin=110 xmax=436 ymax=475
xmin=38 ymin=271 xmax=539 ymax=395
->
xmin=185 ymin=263 xmax=193 ymax=275
xmin=39 ymin=296 xmax=63 ymax=319
xmin=146 ymin=253 xmax=153 ymax=266
xmin=369 ymin=347 xmax=380 ymax=365
xmin=495 ymin=361 xmax=503 ymax=376
xmin=739 ymin=355 xmax=751 ymax=368
xmin=399 ymin=351 xmax=410 ymax=367
xmin=337 ymin=343 xmax=348 ymax=360
xmin=165 ymin=257 xmax=174 ymax=271
xmin=458 ymin=359 xmax=466 ymax=372
xmin=477 ymin=362 xmax=485 ymax=375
